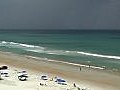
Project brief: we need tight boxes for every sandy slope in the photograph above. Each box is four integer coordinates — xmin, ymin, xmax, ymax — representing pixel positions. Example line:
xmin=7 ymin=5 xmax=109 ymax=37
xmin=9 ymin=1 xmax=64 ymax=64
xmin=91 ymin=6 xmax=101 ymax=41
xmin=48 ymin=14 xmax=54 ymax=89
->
xmin=0 ymin=51 xmax=120 ymax=90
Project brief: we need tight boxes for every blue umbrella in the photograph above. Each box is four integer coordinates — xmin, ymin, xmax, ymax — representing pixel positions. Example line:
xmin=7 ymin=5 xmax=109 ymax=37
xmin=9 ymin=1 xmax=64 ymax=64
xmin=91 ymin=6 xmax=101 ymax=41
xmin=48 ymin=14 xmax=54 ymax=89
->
xmin=56 ymin=79 xmax=66 ymax=82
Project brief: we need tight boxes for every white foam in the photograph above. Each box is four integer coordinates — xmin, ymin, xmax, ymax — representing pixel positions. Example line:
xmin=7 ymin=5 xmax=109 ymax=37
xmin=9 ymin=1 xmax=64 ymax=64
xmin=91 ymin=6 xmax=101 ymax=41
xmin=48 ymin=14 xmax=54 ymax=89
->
xmin=77 ymin=51 xmax=120 ymax=60
xmin=0 ymin=41 xmax=45 ymax=49
xmin=19 ymin=43 xmax=38 ymax=48
xmin=1 ymin=41 xmax=120 ymax=60
xmin=10 ymin=42 xmax=18 ymax=44
xmin=1 ymin=41 xmax=7 ymax=44
xmin=65 ymin=51 xmax=70 ymax=52
xmin=47 ymin=53 xmax=56 ymax=55
xmin=26 ymin=49 xmax=45 ymax=54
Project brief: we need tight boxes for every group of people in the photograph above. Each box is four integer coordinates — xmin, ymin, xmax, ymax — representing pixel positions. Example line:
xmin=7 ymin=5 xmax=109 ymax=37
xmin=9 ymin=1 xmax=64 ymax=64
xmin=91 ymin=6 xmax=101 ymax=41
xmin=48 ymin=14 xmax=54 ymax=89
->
xmin=0 ymin=65 xmax=88 ymax=90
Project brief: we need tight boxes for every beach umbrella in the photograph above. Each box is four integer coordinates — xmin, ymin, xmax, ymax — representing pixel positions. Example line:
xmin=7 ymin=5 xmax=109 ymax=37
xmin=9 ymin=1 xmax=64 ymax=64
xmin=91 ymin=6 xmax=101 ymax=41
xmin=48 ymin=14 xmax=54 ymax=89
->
xmin=55 ymin=78 xmax=67 ymax=85
xmin=1 ymin=66 xmax=8 ymax=69
xmin=56 ymin=79 xmax=66 ymax=82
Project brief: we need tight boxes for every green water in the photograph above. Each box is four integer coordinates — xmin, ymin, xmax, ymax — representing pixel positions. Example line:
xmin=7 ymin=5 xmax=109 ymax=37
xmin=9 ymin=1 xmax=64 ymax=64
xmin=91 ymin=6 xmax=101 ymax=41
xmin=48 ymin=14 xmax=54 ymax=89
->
xmin=0 ymin=30 xmax=120 ymax=70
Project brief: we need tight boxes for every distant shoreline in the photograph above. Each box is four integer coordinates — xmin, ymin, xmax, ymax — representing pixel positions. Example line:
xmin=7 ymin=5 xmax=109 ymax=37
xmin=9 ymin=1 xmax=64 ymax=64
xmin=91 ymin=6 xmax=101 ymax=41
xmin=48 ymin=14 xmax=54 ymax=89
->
xmin=0 ymin=51 xmax=120 ymax=75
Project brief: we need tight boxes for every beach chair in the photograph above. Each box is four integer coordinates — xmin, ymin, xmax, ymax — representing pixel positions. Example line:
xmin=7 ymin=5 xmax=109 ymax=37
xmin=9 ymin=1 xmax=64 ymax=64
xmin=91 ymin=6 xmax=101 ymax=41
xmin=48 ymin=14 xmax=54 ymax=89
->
xmin=18 ymin=75 xmax=28 ymax=81
xmin=17 ymin=70 xmax=28 ymax=81
xmin=41 ymin=75 xmax=48 ymax=80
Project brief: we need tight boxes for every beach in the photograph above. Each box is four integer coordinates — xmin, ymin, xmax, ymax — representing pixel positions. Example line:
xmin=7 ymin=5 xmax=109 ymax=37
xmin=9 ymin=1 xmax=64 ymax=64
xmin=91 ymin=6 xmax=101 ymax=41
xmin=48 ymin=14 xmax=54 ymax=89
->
xmin=0 ymin=51 xmax=120 ymax=90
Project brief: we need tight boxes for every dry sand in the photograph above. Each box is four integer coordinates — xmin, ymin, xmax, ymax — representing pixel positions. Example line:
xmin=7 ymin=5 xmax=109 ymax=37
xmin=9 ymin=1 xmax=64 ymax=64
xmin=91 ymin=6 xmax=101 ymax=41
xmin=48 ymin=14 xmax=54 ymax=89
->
xmin=0 ymin=51 xmax=120 ymax=90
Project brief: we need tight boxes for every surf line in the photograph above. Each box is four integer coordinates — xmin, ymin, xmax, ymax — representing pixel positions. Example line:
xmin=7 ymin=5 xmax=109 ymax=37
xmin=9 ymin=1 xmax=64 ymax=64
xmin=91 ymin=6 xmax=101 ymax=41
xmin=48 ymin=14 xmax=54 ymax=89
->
xmin=26 ymin=56 xmax=105 ymax=70
xmin=77 ymin=51 xmax=120 ymax=60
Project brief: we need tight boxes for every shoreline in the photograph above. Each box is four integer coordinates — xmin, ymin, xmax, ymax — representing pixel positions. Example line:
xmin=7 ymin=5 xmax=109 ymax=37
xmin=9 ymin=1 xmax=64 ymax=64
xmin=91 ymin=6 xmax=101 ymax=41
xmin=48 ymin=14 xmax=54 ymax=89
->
xmin=1 ymin=40 xmax=120 ymax=72
xmin=0 ymin=51 xmax=120 ymax=90
xmin=1 ymin=51 xmax=120 ymax=74
xmin=25 ymin=55 xmax=120 ymax=75
xmin=0 ymin=51 xmax=120 ymax=77
xmin=26 ymin=56 xmax=105 ymax=69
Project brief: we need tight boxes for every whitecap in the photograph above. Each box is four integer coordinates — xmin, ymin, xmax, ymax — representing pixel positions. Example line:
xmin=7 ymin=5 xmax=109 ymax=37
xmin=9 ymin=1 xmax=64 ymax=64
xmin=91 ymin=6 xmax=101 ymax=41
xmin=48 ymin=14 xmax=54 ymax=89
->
xmin=77 ymin=51 xmax=120 ymax=60
xmin=0 ymin=41 xmax=45 ymax=50
xmin=1 ymin=41 xmax=7 ymax=44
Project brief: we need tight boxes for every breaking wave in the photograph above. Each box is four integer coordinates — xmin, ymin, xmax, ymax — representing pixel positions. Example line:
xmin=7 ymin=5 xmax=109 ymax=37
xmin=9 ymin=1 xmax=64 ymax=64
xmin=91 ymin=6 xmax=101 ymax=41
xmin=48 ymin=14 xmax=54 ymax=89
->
xmin=77 ymin=52 xmax=120 ymax=60
xmin=0 ymin=41 xmax=120 ymax=60
xmin=0 ymin=41 xmax=44 ymax=49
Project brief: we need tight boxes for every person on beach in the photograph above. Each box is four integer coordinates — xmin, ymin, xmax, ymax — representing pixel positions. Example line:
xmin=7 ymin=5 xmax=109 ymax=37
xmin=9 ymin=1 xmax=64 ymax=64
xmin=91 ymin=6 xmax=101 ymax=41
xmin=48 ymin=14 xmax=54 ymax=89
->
xmin=88 ymin=65 xmax=90 ymax=68
xmin=73 ymin=83 xmax=76 ymax=87
xmin=0 ymin=68 xmax=1 ymax=80
xmin=79 ymin=66 xmax=81 ymax=71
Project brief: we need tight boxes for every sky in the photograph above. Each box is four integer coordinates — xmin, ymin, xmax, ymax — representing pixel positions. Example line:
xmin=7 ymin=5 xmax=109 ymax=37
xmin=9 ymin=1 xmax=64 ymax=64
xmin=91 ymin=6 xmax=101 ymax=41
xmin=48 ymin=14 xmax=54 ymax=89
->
xmin=0 ymin=0 xmax=120 ymax=29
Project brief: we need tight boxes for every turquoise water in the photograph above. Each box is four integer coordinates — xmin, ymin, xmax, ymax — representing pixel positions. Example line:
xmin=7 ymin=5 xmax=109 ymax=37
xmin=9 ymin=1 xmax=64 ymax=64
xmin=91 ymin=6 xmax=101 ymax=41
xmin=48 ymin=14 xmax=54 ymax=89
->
xmin=0 ymin=30 xmax=120 ymax=70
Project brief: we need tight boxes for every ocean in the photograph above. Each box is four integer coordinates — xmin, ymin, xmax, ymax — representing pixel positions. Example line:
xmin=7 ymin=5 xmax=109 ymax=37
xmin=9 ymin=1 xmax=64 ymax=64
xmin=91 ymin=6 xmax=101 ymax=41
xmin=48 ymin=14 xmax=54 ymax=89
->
xmin=0 ymin=30 xmax=120 ymax=71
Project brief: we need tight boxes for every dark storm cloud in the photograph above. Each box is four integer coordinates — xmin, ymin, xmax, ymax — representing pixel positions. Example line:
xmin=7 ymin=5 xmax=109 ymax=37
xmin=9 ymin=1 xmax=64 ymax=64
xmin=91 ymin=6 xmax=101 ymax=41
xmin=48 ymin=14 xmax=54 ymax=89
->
xmin=0 ymin=0 xmax=120 ymax=29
